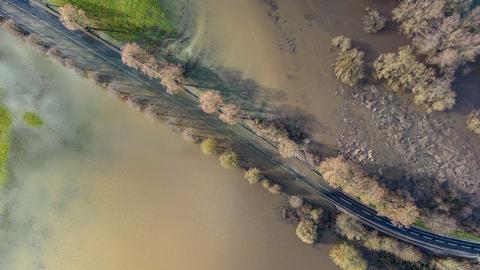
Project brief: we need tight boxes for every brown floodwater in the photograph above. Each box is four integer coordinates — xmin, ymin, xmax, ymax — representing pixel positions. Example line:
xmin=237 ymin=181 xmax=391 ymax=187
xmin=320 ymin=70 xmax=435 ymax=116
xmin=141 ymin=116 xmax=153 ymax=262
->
xmin=0 ymin=29 xmax=339 ymax=269
xmin=189 ymin=0 xmax=407 ymax=145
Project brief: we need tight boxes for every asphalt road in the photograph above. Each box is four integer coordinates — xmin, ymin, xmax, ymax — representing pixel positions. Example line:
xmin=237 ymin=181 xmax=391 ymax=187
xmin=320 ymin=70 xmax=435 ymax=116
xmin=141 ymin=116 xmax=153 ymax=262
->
xmin=1 ymin=0 xmax=479 ymax=260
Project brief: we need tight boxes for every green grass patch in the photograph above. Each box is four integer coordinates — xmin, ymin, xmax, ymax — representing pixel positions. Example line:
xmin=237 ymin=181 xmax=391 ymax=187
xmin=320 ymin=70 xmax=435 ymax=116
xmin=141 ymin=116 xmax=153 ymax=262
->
xmin=47 ymin=0 xmax=173 ymax=43
xmin=450 ymin=231 xmax=480 ymax=242
xmin=0 ymin=105 xmax=12 ymax=189
xmin=22 ymin=112 xmax=44 ymax=127
xmin=413 ymin=219 xmax=429 ymax=229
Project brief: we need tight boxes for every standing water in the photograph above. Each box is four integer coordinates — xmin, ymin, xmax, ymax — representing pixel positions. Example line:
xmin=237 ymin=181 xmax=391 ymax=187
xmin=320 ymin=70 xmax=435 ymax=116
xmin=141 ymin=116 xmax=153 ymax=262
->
xmin=0 ymin=29 xmax=339 ymax=269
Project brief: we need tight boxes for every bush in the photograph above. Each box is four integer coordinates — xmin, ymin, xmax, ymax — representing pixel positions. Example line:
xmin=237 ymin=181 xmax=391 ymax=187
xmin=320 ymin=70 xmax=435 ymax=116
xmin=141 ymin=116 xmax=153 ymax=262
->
xmin=244 ymin=168 xmax=261 ymax=185
xmin=466 ymin=110 xmax=480 ymax=136
xmin=362 ymin=7 xmax=387 ymax=34
xmin=200 ymin=138 xmax=217 ymax=155
xmin=331 ymin=36 xmax=365 ymax=87
xmin=22 ymin=112 xmax=43 ymax=127
xmin=296 ymin=220 xmax=318 ymax=244
xmin=374 ymin=46 xmax=456 ymax=112
xmin=329 ymin=243 xmax=367 ymax=270
xmin=219 ymin=150 xmax=239 ymax=169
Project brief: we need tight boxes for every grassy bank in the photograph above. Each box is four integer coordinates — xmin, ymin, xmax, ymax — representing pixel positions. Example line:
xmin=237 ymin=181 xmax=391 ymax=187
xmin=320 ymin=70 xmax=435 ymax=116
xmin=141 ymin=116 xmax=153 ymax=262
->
xmin=0 ymin=104 xmax=12 ymax=188
xmin=46 ymin=0 xmax=173 ymax=43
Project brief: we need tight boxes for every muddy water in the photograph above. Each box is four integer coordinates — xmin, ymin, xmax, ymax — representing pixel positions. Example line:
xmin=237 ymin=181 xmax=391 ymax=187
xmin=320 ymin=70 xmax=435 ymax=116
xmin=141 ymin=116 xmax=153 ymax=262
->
xmin=189 ymin=0 xmax=407 ymax=145
xmin=0 ymin=30 xmax=339 ymax=269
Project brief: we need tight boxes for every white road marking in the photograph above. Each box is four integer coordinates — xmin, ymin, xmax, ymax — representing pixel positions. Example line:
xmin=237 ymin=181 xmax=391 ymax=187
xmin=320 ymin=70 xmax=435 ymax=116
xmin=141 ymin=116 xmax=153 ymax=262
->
xmin=411 ymin=232 xmax=420 ymax=236
xmin=374 ymin=217 xmax=383 ymax=221
xmin=362 ymin=210 xmax=372 ymax=216
xmin=435 ymin=239 xmax=444 ymax=243
xmin=422 ymin=236 xmax=432 ymax=240
xmin=473 ymin=248 xmax=480 ymax=251
xmin=339 ymin=197 xmax=352 ymax=205
xmin=461 ymin=246 xmax=471 ymax=249
xmin=400 ymin=228 xmax=407 ymax=232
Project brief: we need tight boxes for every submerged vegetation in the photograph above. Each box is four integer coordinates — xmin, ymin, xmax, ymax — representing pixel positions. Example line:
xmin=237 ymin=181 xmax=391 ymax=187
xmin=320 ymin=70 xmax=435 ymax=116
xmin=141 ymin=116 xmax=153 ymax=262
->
xmin=0 ymin=104 xmax=11 ymax=188
xmin=331 ymin=36 xmax=365 ymax=87
xmin=362 ymin=7 xmax=387 ymax=34
xmin=48 ymin=0 xmax=173 ymax=42
xmin=374 ymin=46 xmax=456 ymax=112
xmin=22 ymin=112 xmax=43 ymax=127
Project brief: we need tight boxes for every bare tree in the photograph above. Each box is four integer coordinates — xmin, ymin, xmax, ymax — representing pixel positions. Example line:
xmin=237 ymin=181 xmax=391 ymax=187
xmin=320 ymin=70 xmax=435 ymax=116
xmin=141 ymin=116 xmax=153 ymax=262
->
xmin=158 ymin=61 xmax=184 ymax=95
xmin=199 ymin=90 xmax=222 ymax=114
xmin=58 ymin=4 xmax=90 ymax=31
xmin=120 ymin=43 xmax=157 ymax=77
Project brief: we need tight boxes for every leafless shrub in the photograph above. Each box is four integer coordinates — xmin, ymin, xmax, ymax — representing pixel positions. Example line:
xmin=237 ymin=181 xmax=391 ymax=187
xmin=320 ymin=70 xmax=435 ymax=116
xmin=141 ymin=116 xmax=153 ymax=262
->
xmin=219 ymin=104 xmax=241 ymax=125
xmin=219 ymin=150 xmax=239 ymax=169
xmin=58 ymin=4 xmax=90 ymax=31
xmin=23 ymin=33 xmax=50 ymax=52
xmin=200 ymin=138 xmax=217 ymax=155
xmin=331 ymin=36 xmax=365 ymax=87
xmin=296 ymin=220 xmax=318 ymax=244
xmin=84 ymin=70 xmax=109 ymax=86
xmin=362 ymin=7 xmax=387 ymax=33
xmin=248 ymin=118 xmax=289 ymax=143
xmin=1 ymin=20 xmax=28 ymax=37
xmin=466 ymin=109 xmax=480 ymax=136
xmin=335 ymin=213 xmax=367 ymax=241
xmin=329 ymin=244 xmax=367 ymax=270
xmin=288 ymin=195 xmax=304 ymax=208
xmin=123 ymin=95 xmax=149 ymax=112
xmin=45 ymin=47 xmax=64 ymax=60
xmin=61 ymin=57 xmax=77 ymax=69
xmin=244 ymin=168 xmax=261 ymax=185
xmin=199 ymin=90 xmax=222 ymax=114
xmin=278 ymin=137 xmax=299 ymax=158
xmin=181 ymin=128 xmax=199 ymax=144
xmin=143 ymin=105 xmax=158 ymax=121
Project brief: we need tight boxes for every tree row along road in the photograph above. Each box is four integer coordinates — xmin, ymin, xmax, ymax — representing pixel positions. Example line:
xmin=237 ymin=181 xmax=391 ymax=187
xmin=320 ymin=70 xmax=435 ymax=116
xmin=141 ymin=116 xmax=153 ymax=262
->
xmin=1 ymin=0 xmax=479 ymax=259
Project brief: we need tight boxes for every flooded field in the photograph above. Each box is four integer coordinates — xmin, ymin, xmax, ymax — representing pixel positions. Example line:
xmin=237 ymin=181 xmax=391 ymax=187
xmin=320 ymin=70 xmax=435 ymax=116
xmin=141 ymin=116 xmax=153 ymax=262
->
xmin=188 ymin=0 xmax=406 ymax=145
xmin=0 ymin=29 xmax=339 ymax=270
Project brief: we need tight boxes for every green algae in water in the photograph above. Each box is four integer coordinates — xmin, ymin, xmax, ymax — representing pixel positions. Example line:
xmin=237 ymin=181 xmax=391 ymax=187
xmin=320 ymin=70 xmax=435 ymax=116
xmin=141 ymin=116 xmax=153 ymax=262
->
xmin=22 ymin=112 xmax=43 ymax=127
xmin=0 ymin=104 xmax=12 ymax=188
